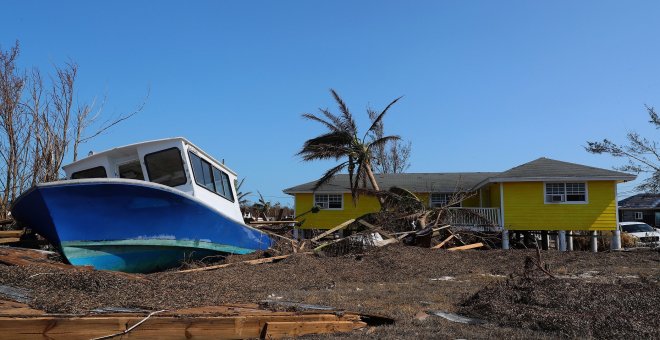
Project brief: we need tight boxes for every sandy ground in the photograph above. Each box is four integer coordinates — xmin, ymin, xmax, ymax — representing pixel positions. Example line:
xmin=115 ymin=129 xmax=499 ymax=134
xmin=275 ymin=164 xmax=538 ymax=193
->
xmin=0 ymin=245 xmax=658 ymax=339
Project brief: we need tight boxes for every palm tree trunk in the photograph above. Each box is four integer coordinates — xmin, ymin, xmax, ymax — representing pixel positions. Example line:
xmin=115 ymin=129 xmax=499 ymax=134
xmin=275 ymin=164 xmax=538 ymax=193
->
xmin=365 ymin=164 xmax=385 ymax=205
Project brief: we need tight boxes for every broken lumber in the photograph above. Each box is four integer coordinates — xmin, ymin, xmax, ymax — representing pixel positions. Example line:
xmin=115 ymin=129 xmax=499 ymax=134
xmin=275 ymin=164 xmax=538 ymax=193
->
xmin=177 ymin=253 xmax=312 ymax=273
xmin=248 ymin=220 xmax=299 ymax=225
xmin=310 ymin=219 xmax=355 ymax=242
xmin=447 ymin=242 xmax=484 ymax=251
xmin=0 ymin=238 xmax=20 ymax=244
xmin=432 ymin=235 xmax=454 ymax=249
xmin=0 ymin=230 xmax=23 ymax=238
xmin=0 ymin=305 xmax=375 ymax=340
xmin=357 ymin=220 xmax=395 ymax=239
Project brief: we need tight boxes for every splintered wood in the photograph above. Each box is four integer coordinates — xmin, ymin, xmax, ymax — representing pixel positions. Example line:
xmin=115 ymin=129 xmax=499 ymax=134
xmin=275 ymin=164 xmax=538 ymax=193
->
xmin=0 ymin=247 xmax=72 ymax=270
xmin=0 ymin=300 xmax=375 ymax=339
xmin=447 ymin=242 xmax=484 ymax=251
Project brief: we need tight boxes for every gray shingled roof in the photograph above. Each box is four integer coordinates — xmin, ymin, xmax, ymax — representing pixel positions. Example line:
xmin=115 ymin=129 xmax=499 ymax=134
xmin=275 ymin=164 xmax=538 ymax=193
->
xmin=283 ymin=157 xmax=637 ymax=194
xmin=485 ymin=157 xmax=636 ymax=182
xmin=283 ymin=172 xmax=498 ymax=194
xmin=619 ymin=194 xmax=660 ymax=209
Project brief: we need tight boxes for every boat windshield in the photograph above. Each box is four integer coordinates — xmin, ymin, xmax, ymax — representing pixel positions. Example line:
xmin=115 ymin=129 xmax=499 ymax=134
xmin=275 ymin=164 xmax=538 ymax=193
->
xmin=71 ymin=166 xmax=107 ymax=179
xmin=144 ymin=148 xmax=187 ymax=187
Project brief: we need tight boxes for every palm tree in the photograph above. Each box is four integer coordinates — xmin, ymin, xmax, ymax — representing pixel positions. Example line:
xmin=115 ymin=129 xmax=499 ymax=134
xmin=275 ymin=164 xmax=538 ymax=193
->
xmin=298 ymin=89 xmax=402 ymax=203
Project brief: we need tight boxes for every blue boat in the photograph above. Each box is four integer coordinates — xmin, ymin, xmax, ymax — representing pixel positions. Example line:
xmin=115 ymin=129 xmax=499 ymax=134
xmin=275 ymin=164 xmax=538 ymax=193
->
xmin=10 ymin=138 xmax=274 ymax=273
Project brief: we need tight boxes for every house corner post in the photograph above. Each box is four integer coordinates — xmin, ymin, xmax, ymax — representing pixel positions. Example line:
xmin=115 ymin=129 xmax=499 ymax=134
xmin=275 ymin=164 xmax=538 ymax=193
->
xmin=558 ymin=230 xmax=567 ymax=251
xmin=502 ymin=228 xmax=509 ymax=250
xmin=611 ymin=229 xmax=621 ymax=250
xmin=541 ymin=231 xmax=549 ymax=250
xmin=590 ymin=231 xmax=598 ymax=252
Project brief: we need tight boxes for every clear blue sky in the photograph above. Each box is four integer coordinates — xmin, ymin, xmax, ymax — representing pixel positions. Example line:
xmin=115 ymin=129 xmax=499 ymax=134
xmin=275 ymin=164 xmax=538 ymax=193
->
xmin=2 ymin=1 xmax=659 ymax=205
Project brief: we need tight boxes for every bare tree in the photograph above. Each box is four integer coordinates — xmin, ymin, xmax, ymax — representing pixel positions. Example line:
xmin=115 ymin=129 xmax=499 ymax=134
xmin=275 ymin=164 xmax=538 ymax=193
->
xmin=367 ymin=107 xmax=411 ymax=174
xmin=0 ymin=41 xmax=145 ymax=218
xmin=585 ymin=105 xmax=659 ymax=193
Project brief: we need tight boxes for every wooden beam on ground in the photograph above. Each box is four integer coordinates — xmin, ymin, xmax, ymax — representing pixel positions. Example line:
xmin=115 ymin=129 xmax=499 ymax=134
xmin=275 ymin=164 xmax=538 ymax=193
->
xmin=0 ymin=312 xmax=369 ymax=340
xmin=248 ymin=221 xmax=299 ymax=225
xmin=357 ymin=220 xmax=395 ymax=239
xmin=0 ymin=219 xmax=14 ymax=226
xmin=263 ymin=321 xmax=366 ymax=339
xmin=313 ymin=237 xmax=348 ymax=251
xmin=310 ymin=219 xmax=355 ymax=242
xmin=0 ymin=230 xmax=23 ymax=238
xmin=0 ymin=238 xmax=20 ymax=244
xmin=177 ymin=253 xmax=312 ymax=273
xmin=431 ymin=235 xmax=454 ymax=249
xmin=447 ymin=242 xmax=484 ymax=251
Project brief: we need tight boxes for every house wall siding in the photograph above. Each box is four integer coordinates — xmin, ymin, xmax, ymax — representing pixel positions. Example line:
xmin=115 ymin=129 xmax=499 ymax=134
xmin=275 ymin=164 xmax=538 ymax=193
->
xmin=294 ymin=191 xmax=480 ymax=229
xmin=502 ymin=181 xmax=617 ymax=230
xmin=294 ymin=193 xmax=381 ymax=229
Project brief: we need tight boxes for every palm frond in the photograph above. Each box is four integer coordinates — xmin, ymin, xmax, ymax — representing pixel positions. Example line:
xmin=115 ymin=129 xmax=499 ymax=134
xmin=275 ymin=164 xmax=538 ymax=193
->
xmin=368 ymin=135 xmax=401 ymax=150
xmin=313 ymin=161 xmax=348 ymax=190
xmin=330 ymin=88 xmax=357 ymax=135
xmin=301 ymin=113 xmax=339 ymax=131
xmin=364 ymin=96 xmax=403 ymax=139
xmin=319 ymin=108 xmax=345 ymax=131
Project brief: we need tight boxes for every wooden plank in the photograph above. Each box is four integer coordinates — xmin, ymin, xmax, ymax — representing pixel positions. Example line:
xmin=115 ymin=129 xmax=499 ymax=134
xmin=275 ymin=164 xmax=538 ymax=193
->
xmin=357 ymin=220 xmax=395 ymax=239
xmin=263 ymin=321 xmax=366 ymax=339
xmin=177 ymin=253 xmax=312 ymax=273
xmin=0 ymin=219 xmax=14 ymax=226
xmin=0 ymin=313 xmax=368 ymax=340
xmin=0 ymin=230 xmax=23 ymax=238
xmin=248 ymin=221 xmax=299 ymax=225
xmin=310 ymin=219 xmax=355 ymax=242
xmin=447 ymin=242 xmax=484 ymax=251
xmin=431 ymin=235 xmax=454 ymax=249
xmin=0 ymin=238 xmax=20 ymax=244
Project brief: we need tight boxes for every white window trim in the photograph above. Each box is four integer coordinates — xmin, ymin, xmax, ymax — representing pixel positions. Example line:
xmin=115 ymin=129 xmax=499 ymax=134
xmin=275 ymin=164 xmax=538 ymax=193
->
xmin=634 ymin=211 xmax=643 ymax=220
xmin=429 ymin=193 xmax=462 ymax=208
xmin=543 ymin=182 xmax=589 ymax=205
xmin=314 ymin=193 xmax=344 ymax=210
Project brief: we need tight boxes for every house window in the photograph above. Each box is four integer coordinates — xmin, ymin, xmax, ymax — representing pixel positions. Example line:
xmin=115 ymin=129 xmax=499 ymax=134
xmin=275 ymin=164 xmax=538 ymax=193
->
xmin=544 ymin=182 xmax=587 ymax=203
xmin=314 ymin=194 xmax=343 ymax=209
xmin=144 ymin=148 xmax=187 ymax=187
xmin=430 ymin=193 xmax=459 ymax=208
xmin=634 ymin=212 xmax=643 ymax=220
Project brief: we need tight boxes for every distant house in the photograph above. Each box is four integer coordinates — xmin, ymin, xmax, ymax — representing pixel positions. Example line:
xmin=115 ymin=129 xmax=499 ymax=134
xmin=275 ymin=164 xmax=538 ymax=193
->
xmin=283 ymin=158 xmax=635 ymax=237
xmin=618 ymin=194 xmax=660 ymax=228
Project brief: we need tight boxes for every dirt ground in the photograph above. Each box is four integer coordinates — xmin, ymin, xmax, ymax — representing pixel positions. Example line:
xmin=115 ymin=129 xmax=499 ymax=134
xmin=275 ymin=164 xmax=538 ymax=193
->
xmin=0 ymin=245 xmax=658 ymax=339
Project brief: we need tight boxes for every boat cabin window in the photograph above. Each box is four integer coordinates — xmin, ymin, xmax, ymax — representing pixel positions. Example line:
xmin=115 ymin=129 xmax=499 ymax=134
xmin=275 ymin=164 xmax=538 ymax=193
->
xmin=71 ymin=166 xmax=107 ymax=179
xmin=144 ymin=148 xmax=187 ymax=187
xmin=118 ymin=160 xmax=144 ymax=180
xmin=188 ymin=151 xmax=235 ymax=202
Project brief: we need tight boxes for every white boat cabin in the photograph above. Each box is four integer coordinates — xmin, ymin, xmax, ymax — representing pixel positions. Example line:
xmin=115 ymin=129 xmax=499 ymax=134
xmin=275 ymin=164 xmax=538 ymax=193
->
xmin=62 ymin=137 xmax=244 ymax=223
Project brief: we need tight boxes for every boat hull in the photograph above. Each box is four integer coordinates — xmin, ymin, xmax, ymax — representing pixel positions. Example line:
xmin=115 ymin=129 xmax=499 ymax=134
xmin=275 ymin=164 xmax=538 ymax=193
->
xmin=11 ymin=179 xmax=274 ymax=273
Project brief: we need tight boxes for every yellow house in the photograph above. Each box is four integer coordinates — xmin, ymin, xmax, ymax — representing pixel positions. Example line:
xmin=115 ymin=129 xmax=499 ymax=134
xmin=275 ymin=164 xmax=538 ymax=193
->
xmin=283 ymin=158 xmax=636 ymax=248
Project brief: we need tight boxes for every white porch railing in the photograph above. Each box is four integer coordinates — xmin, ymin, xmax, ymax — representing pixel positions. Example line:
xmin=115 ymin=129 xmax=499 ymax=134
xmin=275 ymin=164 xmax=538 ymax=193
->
xmin=444 ymin=207 xmax=501 ymax=227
